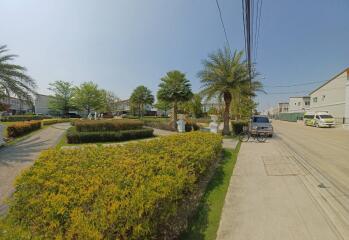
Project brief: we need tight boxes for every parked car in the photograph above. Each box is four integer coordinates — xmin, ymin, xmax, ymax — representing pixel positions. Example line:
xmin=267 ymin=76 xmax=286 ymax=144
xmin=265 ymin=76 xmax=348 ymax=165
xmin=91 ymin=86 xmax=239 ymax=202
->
xmin=66 ymin=112 xmax=81 ymax=118
xmin=304 ymin=112 xmax=315 ymax=126
xmin=314 ymin=112 xmax=335 ymax=128
xmin=250 ymin=115 xmax=273 ymax=137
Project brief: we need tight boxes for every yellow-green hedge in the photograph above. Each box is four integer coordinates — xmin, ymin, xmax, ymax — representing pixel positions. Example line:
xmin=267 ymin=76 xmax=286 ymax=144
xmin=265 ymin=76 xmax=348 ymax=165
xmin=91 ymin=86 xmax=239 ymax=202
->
xmin=75 ymin=119 xmax=144 ymax=132
xmin=3 ymin=132 xmax=222 ymax=239
xmin=6 ymin=121 xmax=42 ymax=138
xmin=42 ymin=118 xmax=72 ymax=126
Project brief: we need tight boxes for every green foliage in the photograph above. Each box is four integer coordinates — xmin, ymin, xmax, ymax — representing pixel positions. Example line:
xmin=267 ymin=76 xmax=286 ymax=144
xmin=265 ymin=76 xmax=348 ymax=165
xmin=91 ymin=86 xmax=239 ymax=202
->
xmin=100 ymin=90 xmax=120 ymax=113
xmin=180 ymin=94 xmax=203 ymax=118
xmin=0 ymin=45 xmax=36 ymax=104
xmin=4 ymin=132 xmax=222 ymax=239
xmin=0 ymin=102 xmax=10 ymax=111
xmin=7 ymin=121 xmax=42 ymax=138
xmin=72 ymin=82 xmax=104 ymax=114
xmin=129 ymin=85 xmax=154 ymax=117
xmin=154 ymin=100 xmax=171 ymax=116
xmin=66 ymin=127 xmax=154 ymax=143
xmin=157 ymin=70 xmax=193 ymax=128
xmin=198 ymin=46 xmax=263 ymax=135
xmin=42 ymin=118 xmax=72 ymax=126
xmin=185 ymin=121 xmax=200 ymax=132
xmin=0 ymin=115 xmax=50 ymax=122
xmin=142 ymin=117 xmax=175 ymax=131
xmin=74 ymin=119 xmax=143 ymax=132
xmin=48 ymin=81 xmax=75 ymax=116
xmin=231 ymin=120 xmax=248 ymax=135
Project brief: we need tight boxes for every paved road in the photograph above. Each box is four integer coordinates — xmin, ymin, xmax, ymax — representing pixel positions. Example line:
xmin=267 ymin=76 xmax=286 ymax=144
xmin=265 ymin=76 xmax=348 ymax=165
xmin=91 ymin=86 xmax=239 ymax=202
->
xmin=0 ymin=123 xmax=70 ymax=214
xmin=217 ymin=121 xmax=349 ymax=240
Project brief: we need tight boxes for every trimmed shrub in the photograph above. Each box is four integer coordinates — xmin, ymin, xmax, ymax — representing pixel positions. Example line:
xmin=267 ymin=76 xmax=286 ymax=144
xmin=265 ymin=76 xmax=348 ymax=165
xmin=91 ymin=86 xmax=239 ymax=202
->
xmin=185 ymin=121 xmax=200 ymax=132
xmin=231 ymin=120 xmax=249 ymax=135
xmin=66 ymin=127 xmax=154 ymax=143
xmin=0 ymin=115 xmax=51 ymax=122
xmin=143 ymin=118 xmax=176 ymax=131
xmin=4 ymin=132 xmax=222 ymax=239
xmin=74 ymin=119 xmax=143 ymax=132
xmin=42 ymin=118 xmax=71 ymax=126
xmin=7 ymin=121 xmax=42 ymax=138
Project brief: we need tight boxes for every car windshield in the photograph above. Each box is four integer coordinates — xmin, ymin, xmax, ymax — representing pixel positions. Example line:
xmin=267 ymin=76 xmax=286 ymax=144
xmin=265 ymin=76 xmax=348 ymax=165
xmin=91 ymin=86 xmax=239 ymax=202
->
xmin=304 ymin=115 xmax=314 ymax=119
xmin=319 ymin=115 xmax=333 ymax=119
xmin=252 ymin=116 xmax=269 ymax=123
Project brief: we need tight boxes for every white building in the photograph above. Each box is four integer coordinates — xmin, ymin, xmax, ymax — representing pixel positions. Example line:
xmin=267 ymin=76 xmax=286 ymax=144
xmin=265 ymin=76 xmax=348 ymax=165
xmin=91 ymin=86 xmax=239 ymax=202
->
xmin=288 ymin=96 xmax=310 ymax=113
xmin=278 ymin=102 xmax=289 ymax=113
xmin=0 ymin=97 xmax=33 ymax=115
xmin=309 ymin=68 xmax=349 ymax=124
xmin=34 ymin=94 xmax=50 ymax=115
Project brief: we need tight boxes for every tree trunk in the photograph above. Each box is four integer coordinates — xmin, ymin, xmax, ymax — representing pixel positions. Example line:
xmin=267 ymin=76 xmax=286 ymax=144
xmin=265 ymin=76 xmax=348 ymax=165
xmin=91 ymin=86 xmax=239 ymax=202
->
xmin=223 ymin=92 xmax=232 ymax=135
xmin=173 ymin=101 xmax=178 ymax=130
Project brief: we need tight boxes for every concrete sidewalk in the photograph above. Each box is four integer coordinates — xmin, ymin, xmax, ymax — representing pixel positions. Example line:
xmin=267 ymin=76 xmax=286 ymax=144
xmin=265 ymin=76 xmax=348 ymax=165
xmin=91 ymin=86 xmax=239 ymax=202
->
xmin=0 ymin=123 xmax=70 ymax=214
xmin=216 ymin=138 xmax=345 ymax=240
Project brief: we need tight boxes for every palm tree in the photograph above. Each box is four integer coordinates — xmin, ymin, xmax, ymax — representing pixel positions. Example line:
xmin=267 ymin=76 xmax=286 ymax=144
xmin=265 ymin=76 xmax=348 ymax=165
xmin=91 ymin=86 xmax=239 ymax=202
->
xmin=198 ymin=46 xmax=262 ymax=135
xmin=157 ymin=70 xmax=193 ymax=129
xmin=129 ymin=85 xmax=154 ymax=117
xmin=0 ymin=45 xmax=36 ymax=104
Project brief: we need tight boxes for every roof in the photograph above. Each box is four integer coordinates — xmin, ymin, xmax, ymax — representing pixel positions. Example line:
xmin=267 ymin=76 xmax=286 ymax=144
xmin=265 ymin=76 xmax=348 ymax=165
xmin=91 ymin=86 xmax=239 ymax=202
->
xmin=309 ymin=67 xmax=349 ymax=95
xmin=278 ymin=102 xmax=289 ymax=105
xmin=289 ymin=96 xmax=310 ymax=99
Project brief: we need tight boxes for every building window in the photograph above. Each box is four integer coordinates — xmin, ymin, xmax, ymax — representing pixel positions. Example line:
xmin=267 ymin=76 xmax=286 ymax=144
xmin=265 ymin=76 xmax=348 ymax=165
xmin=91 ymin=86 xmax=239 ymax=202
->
xmin=298 ymin=102 xmax=301 ymax=106
xmin=322 ymin=95 xmax=326 ymax=101
xmin=305 ymin=101 xmax=310 ymax=106
xmin=313 ymin=97 xmax=317 ymax=103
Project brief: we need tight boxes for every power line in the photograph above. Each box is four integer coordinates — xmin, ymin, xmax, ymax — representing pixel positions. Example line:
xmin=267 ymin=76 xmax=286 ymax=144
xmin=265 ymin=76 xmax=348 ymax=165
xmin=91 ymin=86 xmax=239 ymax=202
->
xmin=215 ymin=0 xmax=231 ymax=50
xmin=264 ymin=80 xmax=327 ymax=88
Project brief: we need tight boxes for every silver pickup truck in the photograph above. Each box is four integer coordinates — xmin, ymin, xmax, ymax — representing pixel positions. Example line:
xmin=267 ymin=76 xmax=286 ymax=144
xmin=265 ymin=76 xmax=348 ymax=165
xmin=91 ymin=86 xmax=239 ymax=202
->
xmin=250 ymin=115 xmax=273 ymax=137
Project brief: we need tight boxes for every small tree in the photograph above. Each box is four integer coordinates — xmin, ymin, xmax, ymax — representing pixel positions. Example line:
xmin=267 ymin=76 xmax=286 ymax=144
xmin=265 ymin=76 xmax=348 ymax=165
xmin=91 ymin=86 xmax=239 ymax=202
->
xmin=157 ymin=70 xmax=193 ymax=128
xmin=154 ymin=100 xmax=171 ymax=116
xmin=73 ymin=82 xmax=104 ymax=115
xmin=48 ymin=80 xmax=75 ymax=116
xmin=129 ymin=86 xmax=154 ymax=117
xmin=183 ymin=94 xmax=203 ymax=118
xmin=100 ymin=90 xmax=120 ymax=113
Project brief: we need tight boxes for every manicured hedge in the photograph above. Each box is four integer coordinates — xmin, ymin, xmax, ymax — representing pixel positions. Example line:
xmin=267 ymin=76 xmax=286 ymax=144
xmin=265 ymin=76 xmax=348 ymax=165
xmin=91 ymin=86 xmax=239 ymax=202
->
xmin=0 ymin=115 xmax=51 ymax=122
xmin=231 ymin=120 xmax=249 ymax=135
xmin=66 ymin=127 xmax=154 ymax=143
xmin=3 ymin=132 xmax=222 ymax=239
xmin=74 ymin=119 xmax=143 ymax=132
xmin=185 ymin=121 xmax=200 ymax=132
xmin=142 ymin=118 xmax=176 ymax=131
xmin=7 ymin=121 xmax=42 ymax=138
xmin=42 ymin=118 xmax=71 ymax=126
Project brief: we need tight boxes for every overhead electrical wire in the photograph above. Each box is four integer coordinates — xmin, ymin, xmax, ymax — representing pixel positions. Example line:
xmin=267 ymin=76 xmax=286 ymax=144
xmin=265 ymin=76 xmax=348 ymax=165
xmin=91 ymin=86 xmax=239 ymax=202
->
xmin=215 ymin=0 xmax=231 ymax=51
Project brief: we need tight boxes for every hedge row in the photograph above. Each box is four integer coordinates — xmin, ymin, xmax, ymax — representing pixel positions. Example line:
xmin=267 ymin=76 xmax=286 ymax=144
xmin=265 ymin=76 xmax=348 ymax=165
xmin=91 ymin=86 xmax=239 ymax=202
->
xmin=66 ymin=127 xmax=154 ymax=143
xmin=3 ymin=132 xmax=222 ymax=239
xmin=0 ymin=115 xmax=51 ymax=122
xmin=7 ymin=121 xmax=42 ymax=138
xmin=74 ymin=119 xmax=144 ymax=132
xmin=231 ymin=120 xmax=249 ymax=135
xmin=143 ymin=118 xmax=176 ymax=131
xmin=42 ymin=118 xmax=72 ymax=126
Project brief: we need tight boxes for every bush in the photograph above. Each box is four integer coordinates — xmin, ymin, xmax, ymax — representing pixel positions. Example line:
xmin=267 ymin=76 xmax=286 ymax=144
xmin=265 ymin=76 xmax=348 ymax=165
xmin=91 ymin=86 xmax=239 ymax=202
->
xmin=185 ymin=121 xmax=200 ymax=132
xmin=7 ymin=121 xmax=42 ymax=138
xmin=231 ymin=120 xmax=249 ymax=135
xmin=142 ymin=118 xmax=176 ymax=131
xmin=4 ymin=132 xmax=222 ymax=239
xmin=74 ymin=119 xmax=144 ymax=132
xmin=0 ymin=115 xmax=51 ymax=122
xmin=66 ymin=127 xmax=154 ymax=143
xmin=42 ymin=118 xmax=72 ymax=126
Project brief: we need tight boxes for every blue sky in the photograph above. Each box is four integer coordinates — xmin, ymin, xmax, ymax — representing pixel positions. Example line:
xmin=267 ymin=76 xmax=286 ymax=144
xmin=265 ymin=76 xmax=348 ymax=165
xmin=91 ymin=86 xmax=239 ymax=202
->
xmin=1 ymin=0 xmax=348 ymax=111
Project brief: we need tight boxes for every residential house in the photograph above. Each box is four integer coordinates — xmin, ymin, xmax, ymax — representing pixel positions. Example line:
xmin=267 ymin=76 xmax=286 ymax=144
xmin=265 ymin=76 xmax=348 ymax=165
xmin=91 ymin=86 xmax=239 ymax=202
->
xmin=288 ymin=96 xmax=310 ymax=113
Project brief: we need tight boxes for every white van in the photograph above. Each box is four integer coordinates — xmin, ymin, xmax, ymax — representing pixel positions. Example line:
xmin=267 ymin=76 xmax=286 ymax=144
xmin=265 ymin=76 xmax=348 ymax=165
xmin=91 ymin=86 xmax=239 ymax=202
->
xmin=314 ymin=112 xmax=335 ymax=128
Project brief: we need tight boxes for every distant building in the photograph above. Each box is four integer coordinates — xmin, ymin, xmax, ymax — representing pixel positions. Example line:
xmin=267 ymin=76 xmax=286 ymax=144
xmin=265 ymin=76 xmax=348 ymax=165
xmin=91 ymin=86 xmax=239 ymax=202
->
xmin=278 ymin=102 xmax=289 ymax=113
xmin=0 ymin=97 xmax=33 ymax=115
xmin=288 ymin=96 xmax=310 ymax=113
xmin=309 ymin=67 xmax=349 ymax=124
xmin=34 ymin=94 xmax=50 ymax=115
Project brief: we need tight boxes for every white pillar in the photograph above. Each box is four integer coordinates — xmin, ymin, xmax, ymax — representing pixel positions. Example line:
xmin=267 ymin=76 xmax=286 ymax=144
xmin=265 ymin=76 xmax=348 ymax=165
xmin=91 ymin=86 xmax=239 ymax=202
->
xmin=343 ymin=71 xmax=349 ymax=128
xmin=0 ymin=124 xmax=5 ymax=146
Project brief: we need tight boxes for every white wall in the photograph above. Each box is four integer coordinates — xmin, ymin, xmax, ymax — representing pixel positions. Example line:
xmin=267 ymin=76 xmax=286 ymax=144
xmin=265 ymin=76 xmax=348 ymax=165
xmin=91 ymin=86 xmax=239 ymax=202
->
xmin=34 ymin=94 xmax=50 ymax=115
xmin=310 ymin=71 xmax=347 ymax=120
xmin=289 ymin=97 xmax=310 ymax=113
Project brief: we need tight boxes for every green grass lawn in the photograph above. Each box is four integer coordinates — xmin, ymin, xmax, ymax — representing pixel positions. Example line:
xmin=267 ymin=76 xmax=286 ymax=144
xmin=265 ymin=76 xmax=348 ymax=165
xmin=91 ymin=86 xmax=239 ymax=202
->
xmin=181 ymin=143 xmax=241 ymax=240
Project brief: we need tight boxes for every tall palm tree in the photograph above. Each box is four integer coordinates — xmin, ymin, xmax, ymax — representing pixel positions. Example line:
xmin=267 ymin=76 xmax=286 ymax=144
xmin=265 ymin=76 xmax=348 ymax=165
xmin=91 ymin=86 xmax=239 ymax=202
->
xmin=0 ymin=45 xmax=36 ymax=104
xmin=198 ymin=46 xmax=262 ymax=135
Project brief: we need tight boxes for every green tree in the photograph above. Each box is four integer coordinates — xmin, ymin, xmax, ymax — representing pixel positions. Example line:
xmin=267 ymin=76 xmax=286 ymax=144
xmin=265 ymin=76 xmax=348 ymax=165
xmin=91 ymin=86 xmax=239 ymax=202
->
xmin=100 ymin=90 xmax=120 ymax=113
xmin=198 ymin=47 xmax=262 ymax=135
xmin=48 ymin=80 xmax=75 ymax=116
xmin=0 ymin=45 xmax=36 ymax=104
xmin=186 ymin=94 xmax=203 ymax=118
xmin=129 ymin=85 xmax=154 ymax=117
xmin=73 ymin=82 xmax=104 ymax=115
xmin=154 ymin=100 xmax=171 ymax=116
xmin=157 ymin=70 xmax=193 ymax=128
